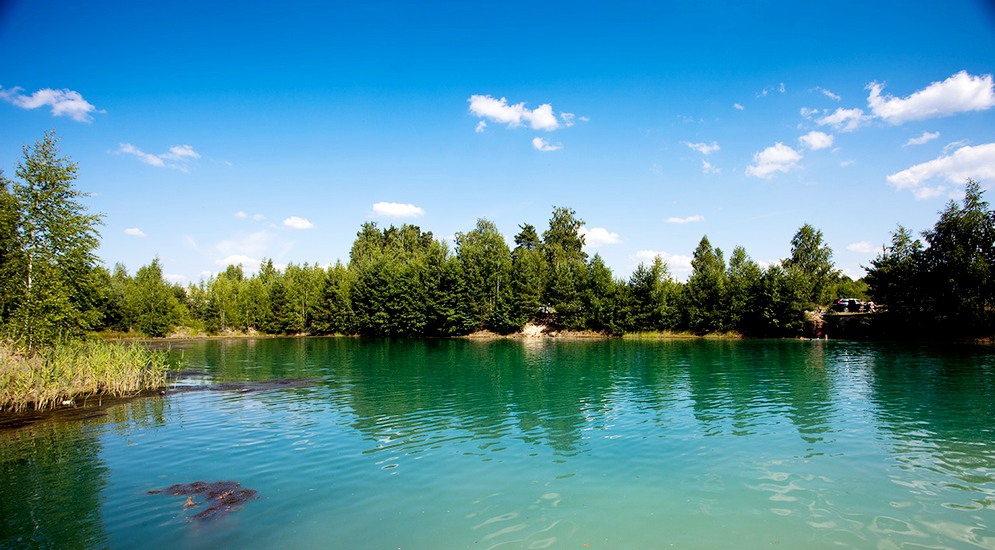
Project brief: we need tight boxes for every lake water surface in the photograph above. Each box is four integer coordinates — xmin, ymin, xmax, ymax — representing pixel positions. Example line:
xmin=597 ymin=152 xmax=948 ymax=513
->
xmin=2 ymin=338 xmax=994 ymax=549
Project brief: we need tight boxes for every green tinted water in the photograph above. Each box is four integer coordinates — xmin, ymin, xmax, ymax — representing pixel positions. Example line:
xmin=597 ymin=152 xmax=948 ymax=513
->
xmin=1 ymin=338 xmax=993 ymax=549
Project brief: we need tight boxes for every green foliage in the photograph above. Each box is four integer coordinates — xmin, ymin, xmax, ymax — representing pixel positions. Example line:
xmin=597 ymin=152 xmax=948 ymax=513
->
xmin=456 ymin=218 xmax=513 ymax=331
xmin=684 ymin=236 xmax=727 ymax=334
xmin=783 ymin=223 xmax=837 ymax=307
xmin=725 ymin=246 xmax=762 ymax=334
xmin=0 ymin=131 xmax=103 ymax=349
xmin=129 ymin=259 xmax=181 ymax=337
xmin=627 ymin=257 xmax=679 ymax=332
xmin=866 ymin=180 xmax=995 ymax=338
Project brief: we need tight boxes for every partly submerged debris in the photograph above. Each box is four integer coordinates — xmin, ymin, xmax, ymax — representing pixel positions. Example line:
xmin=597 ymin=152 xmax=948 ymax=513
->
xmin=149 ymin=480 xmax=258 ymax=520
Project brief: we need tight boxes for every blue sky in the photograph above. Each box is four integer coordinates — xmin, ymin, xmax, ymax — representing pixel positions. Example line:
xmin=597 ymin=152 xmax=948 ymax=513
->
xmin=2 ymin=1 xmax=994 ymax=283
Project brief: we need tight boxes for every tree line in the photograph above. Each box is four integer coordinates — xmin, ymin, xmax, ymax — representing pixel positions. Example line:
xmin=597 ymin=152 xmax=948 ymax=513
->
xmin=3 ymin=132 xmax=992 ymax=343
xmin=93 ymin=211 xmax=864 ymax=338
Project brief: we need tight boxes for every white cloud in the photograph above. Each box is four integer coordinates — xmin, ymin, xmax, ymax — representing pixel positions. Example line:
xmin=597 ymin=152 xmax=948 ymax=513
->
xmin=904 ymin=131 xmax=940 ymax=146
xmin=799 ymin=130 xmax=834 ymax=151
xmin=579 ymin=227 xmax=621 ymax=247
xmin=817 ymin=107 xmax=868 ymax=132
xmin=164 ymin=273 xmax=187 ymax=284
xmin=746 ymin=142 xmax=802 ymax=179
xmin=757 ymin=83 xmax=786 ymax=97
xmin=886 ymin=142 xmax=995 ymax=198
xmin=685 ymin=141 xmax=720 ymax=155
xmin=666 ymin=215 xmax=704 ymax=224
xmin=372 ymin=202 xmax=425 ymax=218
xmin=702 ymin=160 xmax=721 ymax=175
xmin=532 ymin=137 xmax=563 ymax=152
xmin=235 ymin=211 xmax=247 ymax=219
xmin=733 ymin=103 xmax=745 ymax=111
xmin=468 ymin=94 xmax=561 ymax=131
xmin=867 ymin=71 xmax=995 ymax=124
xmin=124 ymin=227 xmax=146 ymax=238
xmin=283 ymin=216 xmax=314 ymax=230
xmin=118 ymin=143 xmax=165 ymax=167
xmin=0 ymin=86 xmax=101 ymax=122
xmin=847 ymin=241 xmax=877 ymax=254
xmin=475 ymin=120 xmax=487 ymax=133
xmin=632 ymin=250 xmax=693 ymax=277
xmin=216 ymin=230 xmax=273 ymax=265
xmin=163 ymin=144 xmax=200 ymax=160
xmin=943 ymin=139 xmax=970 ymax=154
xmin=816 ymin=87 xmax=841 ymax=101
xmin=117 ymin=142 xmax=201 ymax=171
xmin=215 ymin=254 xmax=259 ymax=268
xmin=561 ymin=112 xmax=576 ymax=126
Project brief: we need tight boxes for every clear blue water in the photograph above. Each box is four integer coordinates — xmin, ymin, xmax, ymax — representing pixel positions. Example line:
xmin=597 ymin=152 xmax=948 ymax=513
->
xmin=2 ymin=338 xmax=994 ymax=549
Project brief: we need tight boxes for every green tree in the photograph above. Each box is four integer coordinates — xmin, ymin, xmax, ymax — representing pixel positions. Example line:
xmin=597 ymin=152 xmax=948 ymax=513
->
xmin=282 ymin=262 xmax=326 ymax=334
xmin=755 ymin=265 xmax=807 ymax=337
xmin=865 ymin=225 xmax=924 ymax=319
xmin=783 ymin=223 xmax=837 ymax=307
xmin=684 ymin=236 xmax=727 ymax=334
xmin=919 ymin=179 xmax=995 ymax=335
xmin=541 ymin=207 xmax=588 ymax=329
xmin=725 ymin=246 xmax=762 ymax=334
xmin=584 ymin=254 xmax=626 ymax=334
xmin=128 ymin=258 xmax=181 ymax=338
xmin=311 ymin=261 xmax=353 ymax=334
xmin=0 ymin=132 xmax=103 ymax=348
xmin=456 ymin=218 xmax=512 ymax=331
xmin=510 ymin=224 xmax=546 ymax=326
xmin=627 ymin=256 xmax=679 ymax=331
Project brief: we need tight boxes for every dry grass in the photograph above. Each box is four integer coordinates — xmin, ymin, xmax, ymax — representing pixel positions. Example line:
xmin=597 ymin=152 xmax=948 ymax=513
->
xmin=0 ymin=340 xmax=170 ymax=412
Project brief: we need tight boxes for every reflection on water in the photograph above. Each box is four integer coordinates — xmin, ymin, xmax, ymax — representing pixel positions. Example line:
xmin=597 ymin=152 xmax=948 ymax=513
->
xmin=1 ymin=338 xmax=994 ymax=549
xmin=0 ymin=420 xmax=109 ymax=548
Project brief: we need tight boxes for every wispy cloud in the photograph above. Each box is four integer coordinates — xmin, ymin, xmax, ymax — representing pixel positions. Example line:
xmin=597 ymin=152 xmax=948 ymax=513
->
xmin=887 ymin=142 xmax=995 ymax=199
xmin=733 ymin=103 xmax=745 ymax=111
xmin=815 ymin=87 xmax=842 ymax=101
xmin=798 ymin=130 xmax=834 ymax=151
xmin=868 ymin=71 xmax=995 ymax=124
xmin=905 ymin=131 xmax=940 ymax=146
xmin=757 ymin=83 xmax=786 ymax=97
xmin=666 ymin=215 xmax=704 ymax=224
xmin=746 ymin=142 xmax=802 ymax=179
xmin=684 ymin=141 xmax=720 ymax=155
xmin=236 ymin=211 xmax=266 ymax=221
xmin=702 ymin=160 xmax=721 ymax=175
xmin=532 ymin=137 xmax=563 ymax=152
xmin=579 ymin=227 xmax=621 ymax=247
xmin=117 ymin=143 xmax=201 ymax=172
xmin=214 ymin=230 xmax=275 ymax=270
xmin=372 ymin=202 xmax=425 ymax=218
xmin=283 ymin=216 xmax=314 ymax=230
xmin=0 ymin=86 xmax=101 ymax=122
xmin=816 ymin=107 xmax=869 ymax=132
xmin=124 ymin=227 xmax=146 ymax=238
xmin=468 ymin=94 xmax=561 ymax=131
xmin=847 ymin=241 xmax=877 ymax=253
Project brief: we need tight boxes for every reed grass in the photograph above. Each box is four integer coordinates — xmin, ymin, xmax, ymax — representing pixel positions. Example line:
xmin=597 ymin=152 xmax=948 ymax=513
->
xmin=0 ymin=340 xmax=170 ymax=412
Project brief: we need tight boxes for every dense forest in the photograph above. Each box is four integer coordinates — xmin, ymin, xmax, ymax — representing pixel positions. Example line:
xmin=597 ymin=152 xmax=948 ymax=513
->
xmin=2 ymin=133 xmax=993 ymax=342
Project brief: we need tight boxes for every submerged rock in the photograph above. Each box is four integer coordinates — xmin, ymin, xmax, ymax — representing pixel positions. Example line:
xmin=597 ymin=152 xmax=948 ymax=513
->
xmin=149 ymin=480 xmax=258 ymax=520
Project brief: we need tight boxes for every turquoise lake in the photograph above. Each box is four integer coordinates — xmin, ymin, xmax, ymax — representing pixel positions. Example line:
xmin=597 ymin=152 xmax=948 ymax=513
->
xmin=2 ymin=338 xmax=994 ymax=549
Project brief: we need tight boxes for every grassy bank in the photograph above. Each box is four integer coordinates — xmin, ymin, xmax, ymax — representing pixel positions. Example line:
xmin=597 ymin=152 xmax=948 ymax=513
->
xmin=0 ymin=340 xmax=171 ymax=413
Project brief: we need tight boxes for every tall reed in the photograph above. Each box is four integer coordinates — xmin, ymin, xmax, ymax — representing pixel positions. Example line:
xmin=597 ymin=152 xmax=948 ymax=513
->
xmin=0 ymin=340 xmax=170 ymax=412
